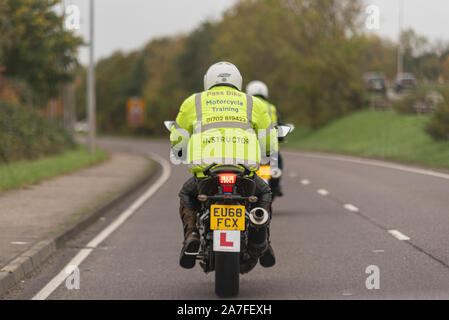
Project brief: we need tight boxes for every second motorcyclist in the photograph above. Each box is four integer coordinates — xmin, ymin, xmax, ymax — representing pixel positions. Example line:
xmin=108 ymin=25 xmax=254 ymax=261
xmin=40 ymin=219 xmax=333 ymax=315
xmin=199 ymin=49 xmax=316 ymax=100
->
xmin=246 ymin=80 xmax=284 ymax=197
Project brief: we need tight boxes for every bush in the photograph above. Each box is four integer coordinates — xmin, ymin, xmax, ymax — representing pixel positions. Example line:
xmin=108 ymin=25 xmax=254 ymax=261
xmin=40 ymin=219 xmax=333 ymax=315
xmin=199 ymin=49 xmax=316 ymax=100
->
xmin=426 ymin=88 xmax=449 ymax=141
xmin=393 ymin=88 xmax=444 ymax=115
xmin=393 ymin=88 xmax=426 ymax=114
xmin=0 ymin=101 xmax=75 ymax=163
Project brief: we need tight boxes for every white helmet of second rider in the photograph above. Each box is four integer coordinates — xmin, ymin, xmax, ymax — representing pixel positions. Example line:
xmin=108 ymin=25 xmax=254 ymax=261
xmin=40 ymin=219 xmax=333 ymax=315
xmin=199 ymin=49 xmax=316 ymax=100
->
xmin=204 ymin=61 xmax=243 ymax=91
xmin=246 ymin=80 xmax=269 ymax=99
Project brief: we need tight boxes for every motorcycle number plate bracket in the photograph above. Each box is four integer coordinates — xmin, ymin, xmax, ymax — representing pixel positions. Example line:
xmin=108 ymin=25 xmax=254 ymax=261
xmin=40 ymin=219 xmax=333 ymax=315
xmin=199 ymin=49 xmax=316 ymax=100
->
xmin=213 ymin=230 xmax=240 ymax=252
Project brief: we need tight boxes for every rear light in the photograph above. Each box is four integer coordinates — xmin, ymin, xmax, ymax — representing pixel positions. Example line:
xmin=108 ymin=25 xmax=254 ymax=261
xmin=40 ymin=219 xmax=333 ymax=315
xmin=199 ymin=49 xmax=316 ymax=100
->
xmin=222 ymin=185 xmax=233 ymax=193
xmin=219 ymin=173 xmax=236 ymax=185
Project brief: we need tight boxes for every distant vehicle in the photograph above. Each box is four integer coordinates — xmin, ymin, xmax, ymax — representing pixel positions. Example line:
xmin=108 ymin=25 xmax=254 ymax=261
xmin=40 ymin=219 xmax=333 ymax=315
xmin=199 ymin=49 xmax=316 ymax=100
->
xmin=74 ymin=121 xmax=89 ymax=133
xmin=363 ymin=72 xmax=387 ymax=94
xmin=394 ymin=73 xmax=417 ymax=93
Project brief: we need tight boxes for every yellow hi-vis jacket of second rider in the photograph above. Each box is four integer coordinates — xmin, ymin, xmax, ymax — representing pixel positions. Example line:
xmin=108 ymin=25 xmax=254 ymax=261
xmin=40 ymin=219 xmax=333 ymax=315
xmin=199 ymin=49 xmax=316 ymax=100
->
xmin=170 ymin=86 xmax=278 ymax=177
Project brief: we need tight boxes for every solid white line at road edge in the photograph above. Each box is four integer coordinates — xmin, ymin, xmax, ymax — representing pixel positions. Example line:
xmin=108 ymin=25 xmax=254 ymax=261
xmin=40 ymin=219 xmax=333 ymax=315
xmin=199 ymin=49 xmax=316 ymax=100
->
xmin=284 ymin=151 xmax=449 ymax=181
xmin=32 ymin=153 xmax=171 ymax=300
xmin=388 ymin=230 xmax=411 ymax=241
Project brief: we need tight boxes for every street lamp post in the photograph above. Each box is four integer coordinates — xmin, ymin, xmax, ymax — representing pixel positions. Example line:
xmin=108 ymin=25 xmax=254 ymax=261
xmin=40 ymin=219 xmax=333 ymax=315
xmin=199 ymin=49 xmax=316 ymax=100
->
xmin=87 ymin=0 xmax=96 ymax=154
xmin=397 ymin=0 xmax=404 ymax=75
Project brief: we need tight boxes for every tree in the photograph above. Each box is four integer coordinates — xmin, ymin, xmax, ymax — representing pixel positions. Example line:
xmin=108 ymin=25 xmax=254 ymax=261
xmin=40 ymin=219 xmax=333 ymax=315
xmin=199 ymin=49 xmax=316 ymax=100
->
xmin=177 ymin=22 xmax=219 ymax=93
xmin=426 ymin=88 xmax=449 ymax=140
xmin=86 ymin=51 xmax=142 ymax=133
xmin=79 ymin=0 xmax=371 ymax=133
xmin=211 ymin=0 xmax=365 ymax=128
xmin=442 ymin=55 xmax=449 ymax=82
xmin=0 ymin=0 xmax=12 ymax=66
xmin=1 ymin=0 xmax=82 ymax=103
xmin=141 ymin=37 xmax=187 ymax=132
xmin=360 ymin=34 xmax=396 ymax=79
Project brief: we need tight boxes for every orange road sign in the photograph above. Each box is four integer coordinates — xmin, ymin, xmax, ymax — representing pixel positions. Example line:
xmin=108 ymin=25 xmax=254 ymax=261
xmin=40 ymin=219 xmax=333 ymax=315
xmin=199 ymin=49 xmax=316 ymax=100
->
xmin=126 ymin=98 xmax=145 ymax=126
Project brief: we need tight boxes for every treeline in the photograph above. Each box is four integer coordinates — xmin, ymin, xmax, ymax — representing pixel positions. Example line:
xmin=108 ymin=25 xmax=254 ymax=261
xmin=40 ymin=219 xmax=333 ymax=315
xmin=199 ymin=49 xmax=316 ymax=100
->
xmin=76 ymin=0 xmax=449 ymax=135
xmin=77 ymin=0 xmax=367 ymax=133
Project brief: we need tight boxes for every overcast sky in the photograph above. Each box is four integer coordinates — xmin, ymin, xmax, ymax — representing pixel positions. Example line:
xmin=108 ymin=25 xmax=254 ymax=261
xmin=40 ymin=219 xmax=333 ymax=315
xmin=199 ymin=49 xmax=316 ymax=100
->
xmin=64 ymin=0 xmax=449 ymax=65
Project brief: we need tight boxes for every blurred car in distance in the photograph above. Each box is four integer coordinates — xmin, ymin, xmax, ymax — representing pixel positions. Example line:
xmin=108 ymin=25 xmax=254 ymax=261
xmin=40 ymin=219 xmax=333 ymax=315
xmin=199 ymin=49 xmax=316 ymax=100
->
xmin=363 ymin=72 xmax=387 ymax=95
xmin=394 ymin=73 xmax=417 ymax=93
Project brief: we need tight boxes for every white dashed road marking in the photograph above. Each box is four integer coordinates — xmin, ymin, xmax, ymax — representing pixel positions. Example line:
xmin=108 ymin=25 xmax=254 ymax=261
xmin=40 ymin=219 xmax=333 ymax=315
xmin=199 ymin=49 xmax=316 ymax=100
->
xmin=343 ymin=204 xmax=359 ymax=212
xmin=300 ymin=179 xmax=310 ymax=185
xmin=317 ymin=189 xmax=329 ymax=196
xmin=388 ymin=230 xmax=410 ymax=241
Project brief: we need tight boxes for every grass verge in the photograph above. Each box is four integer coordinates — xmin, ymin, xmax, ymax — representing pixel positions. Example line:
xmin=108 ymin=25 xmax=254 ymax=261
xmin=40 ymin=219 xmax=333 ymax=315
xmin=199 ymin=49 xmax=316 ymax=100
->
xmin=286 ymin=109 xmax=449 ymax=170
xmin=0 ymin=146 xmax=109 ymax=193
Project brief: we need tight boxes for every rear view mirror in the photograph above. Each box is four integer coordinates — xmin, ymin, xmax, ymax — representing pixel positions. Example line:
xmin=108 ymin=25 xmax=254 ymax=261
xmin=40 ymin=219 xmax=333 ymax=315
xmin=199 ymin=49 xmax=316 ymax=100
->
xmin=164 ymin=121 xmax=175 ymax=132
xmin=277 ymin=125 xmax=294 ymax=138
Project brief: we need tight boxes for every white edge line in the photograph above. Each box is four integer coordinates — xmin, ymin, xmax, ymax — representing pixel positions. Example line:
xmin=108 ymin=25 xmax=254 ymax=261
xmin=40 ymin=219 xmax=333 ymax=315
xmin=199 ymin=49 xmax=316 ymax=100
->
xmin=284 ymin=151 xmax=449 ymax=181
xmin=32 ymin=153 xmax=171 ymax=300
xmin=388 ymin=229 xmax=410 ymax=241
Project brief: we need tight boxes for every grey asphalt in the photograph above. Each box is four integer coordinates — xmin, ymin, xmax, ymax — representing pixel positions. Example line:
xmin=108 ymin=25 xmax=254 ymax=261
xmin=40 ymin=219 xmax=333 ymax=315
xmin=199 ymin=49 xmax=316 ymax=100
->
xmin=0 ymin=152 xmax=149 ymax=271
xmin=3 ymin=137 xmax=449 ymax=299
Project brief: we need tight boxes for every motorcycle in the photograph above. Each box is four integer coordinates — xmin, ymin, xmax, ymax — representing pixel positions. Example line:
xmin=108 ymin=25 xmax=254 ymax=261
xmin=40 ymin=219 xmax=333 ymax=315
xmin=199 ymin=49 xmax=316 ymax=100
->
xmin=164 ymin=121 xmax=292 ymax=297
xmin=256 ymin=124 xmax=295 ymax=201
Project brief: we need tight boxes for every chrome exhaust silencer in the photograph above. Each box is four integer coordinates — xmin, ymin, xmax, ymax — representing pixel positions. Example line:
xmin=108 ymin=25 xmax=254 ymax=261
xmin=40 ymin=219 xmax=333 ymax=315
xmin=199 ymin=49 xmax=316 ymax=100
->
xmin=271 ymin=167 xmax=282 ymax=179
xmin=249 ymin=207 xmax=269 ymax=228
xmin=247 ymin=207 xmax=270 ymax=257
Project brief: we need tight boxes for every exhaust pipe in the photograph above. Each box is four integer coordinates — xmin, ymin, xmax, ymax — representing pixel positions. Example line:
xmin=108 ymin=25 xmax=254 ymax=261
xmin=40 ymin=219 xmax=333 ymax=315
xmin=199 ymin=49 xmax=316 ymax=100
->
xmin=249 ymin=207 xmax=269 ymax=227
xmin=271 ymin=168 xmax=282 ymax=179
xmin=247 ymin=207 xmax=270 ymax=257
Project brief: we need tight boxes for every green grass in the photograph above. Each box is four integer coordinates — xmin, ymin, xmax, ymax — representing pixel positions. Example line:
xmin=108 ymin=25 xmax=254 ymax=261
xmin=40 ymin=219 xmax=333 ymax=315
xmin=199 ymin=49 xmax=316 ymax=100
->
xmin=287 ymin=109 xmax=449 ymax=170
xmin=0 ymin=146 xmax=109 ymax=193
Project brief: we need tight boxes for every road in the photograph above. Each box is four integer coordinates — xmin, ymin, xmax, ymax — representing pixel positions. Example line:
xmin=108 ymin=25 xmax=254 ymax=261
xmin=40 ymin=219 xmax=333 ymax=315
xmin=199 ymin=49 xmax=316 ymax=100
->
xmin=3 ymin=137 xmax=449 ymax=300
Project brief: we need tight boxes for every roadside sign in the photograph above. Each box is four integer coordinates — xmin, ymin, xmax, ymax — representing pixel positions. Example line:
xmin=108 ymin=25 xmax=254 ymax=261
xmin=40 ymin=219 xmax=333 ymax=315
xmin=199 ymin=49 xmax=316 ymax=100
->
xmin=126 ymin=98 xmax=145 ymax=126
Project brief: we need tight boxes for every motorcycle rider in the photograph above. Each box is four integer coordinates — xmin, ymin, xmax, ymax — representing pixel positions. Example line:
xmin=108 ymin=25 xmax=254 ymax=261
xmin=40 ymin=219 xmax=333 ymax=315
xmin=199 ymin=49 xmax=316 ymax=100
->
xmin=246 ymin=80 xmax=284 ymax=197
xmin=170 ymin=62 xmax=278 ymax=272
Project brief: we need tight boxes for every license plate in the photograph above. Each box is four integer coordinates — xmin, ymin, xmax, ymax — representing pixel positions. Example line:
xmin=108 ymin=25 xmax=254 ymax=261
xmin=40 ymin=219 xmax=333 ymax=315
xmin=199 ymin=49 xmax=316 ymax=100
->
xmin=257 ymin=165 xmax=271 ymax=179
xmin=210 ymin=205 xmax=245 ymax=231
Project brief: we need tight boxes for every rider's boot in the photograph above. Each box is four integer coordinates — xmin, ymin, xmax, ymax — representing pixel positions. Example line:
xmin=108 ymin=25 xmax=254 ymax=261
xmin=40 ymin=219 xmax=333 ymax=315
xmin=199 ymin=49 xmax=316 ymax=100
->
xmin=179 ymin=205 xmax=200 ymax=269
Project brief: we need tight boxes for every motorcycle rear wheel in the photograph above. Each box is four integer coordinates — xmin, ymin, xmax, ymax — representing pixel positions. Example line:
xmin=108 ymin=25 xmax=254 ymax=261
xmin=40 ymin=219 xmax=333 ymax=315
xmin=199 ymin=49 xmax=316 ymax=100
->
xmin=215 ymin=252 xmax=239 ymax=297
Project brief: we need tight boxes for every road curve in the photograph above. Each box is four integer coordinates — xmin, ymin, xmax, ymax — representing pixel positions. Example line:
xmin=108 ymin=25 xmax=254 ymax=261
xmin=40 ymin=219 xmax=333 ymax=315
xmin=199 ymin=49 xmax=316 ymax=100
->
xmin=4 ymin=137 xmax=449 ymax=300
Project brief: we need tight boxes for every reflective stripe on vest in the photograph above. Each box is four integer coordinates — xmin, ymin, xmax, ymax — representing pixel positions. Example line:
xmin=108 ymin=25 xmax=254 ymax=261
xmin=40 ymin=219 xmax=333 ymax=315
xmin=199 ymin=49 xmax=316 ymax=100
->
xmin=266 ymin=101 xmax=272 ymax=120
xmin=190 ymin=157 xmax=259 ymax=167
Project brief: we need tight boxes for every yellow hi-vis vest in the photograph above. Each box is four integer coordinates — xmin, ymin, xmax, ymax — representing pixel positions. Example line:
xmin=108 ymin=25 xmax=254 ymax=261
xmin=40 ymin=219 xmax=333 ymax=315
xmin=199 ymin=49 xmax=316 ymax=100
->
xmin=170 ymin=86 xmax=278 ymax=177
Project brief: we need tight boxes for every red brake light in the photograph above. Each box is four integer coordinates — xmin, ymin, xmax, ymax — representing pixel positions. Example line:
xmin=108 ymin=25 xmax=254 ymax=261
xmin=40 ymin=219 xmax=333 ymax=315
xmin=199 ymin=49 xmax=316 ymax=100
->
xmin=219 ymin=173 xmax=236 ymax=185
xmin=222 ymin=185 xmax=233 ymax=193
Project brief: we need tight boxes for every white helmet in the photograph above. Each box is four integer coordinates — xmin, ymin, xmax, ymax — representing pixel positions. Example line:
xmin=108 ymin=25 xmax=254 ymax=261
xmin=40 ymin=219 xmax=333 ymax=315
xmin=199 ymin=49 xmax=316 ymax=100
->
xmin=204 ymin=61 xmax=243 ymax=91
xmin=246 ymin=80 xmax=269 ymax=99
